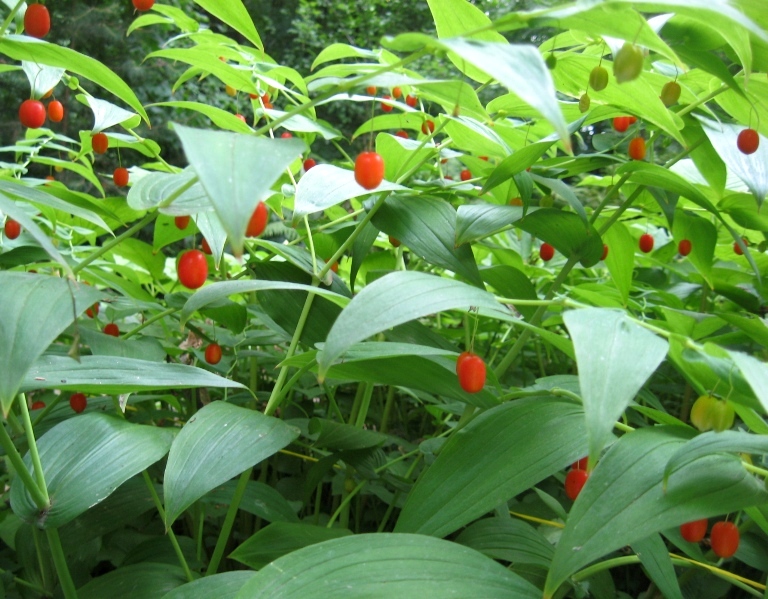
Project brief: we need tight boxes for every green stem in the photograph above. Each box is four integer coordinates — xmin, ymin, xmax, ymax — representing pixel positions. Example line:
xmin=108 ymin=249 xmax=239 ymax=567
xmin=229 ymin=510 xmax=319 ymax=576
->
xmin=45 ymin=529 xmax=78 ymax=599
xmin=354 ymin=382 xmax=374 ymax=428
xmin=676 ymin=84 xmax=729 ymax=118
xmin=122 ymin=307 xmax=179 ymax=340
xmin=0 ymin=567 xmax=48 ymax=595
xmin=327 ymin=480 xmax=367 ymax=529
xmin=588 ymin=173 xmax=631 ymax=225
xmin=596 ymin=186 xmax=644 ymax=236
xmin=0 ymin=0 xmax=24 ymax=36
xmin=72 ymin=212 xmax=157 ymax=275
xmin=0 ymin=421 xmax=48 ymax=509
xmin=17 ymin=395 xmax=49 ymax=505
xmin=206 ymin=468 xmax=252 ymax=576
xmin=141 ymin=472 xmax=194 ymax=582
xmin=379 ymin=386 xmax=395 ymax=434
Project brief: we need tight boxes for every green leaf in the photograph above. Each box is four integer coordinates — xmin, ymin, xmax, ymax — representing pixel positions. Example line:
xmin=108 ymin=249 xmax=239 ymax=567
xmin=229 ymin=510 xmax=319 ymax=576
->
xmin=479 ymin=265 xmax=538 ymax=321
xmin=235 ymin=533 xmax=541 ymax=599
xmin=0 ymin=273 xmax=102 ymax=415
xmin=371 ymin=195 xmax=483 ymax=286
xmin=600 ymin=220 xmax=634 ymax=304
xmin=162 ymin=572 xmax=255 ymax=599
xmin=395 ymin=398 xmax=587 ymax=537
xmin=293 ymin=164 xmax=407 ymax=221
xmin=517 ymin=208 xmax=604 ymax=267
xmin=543 ymin=426 xmax=768 ymax=597
xmin=22 ymin=356 xmax=245 ymax=395
xmin=10 ymin=414 xmax=174 ymax=528
xmin=672 ymin=209 xmax=716 ymax=283
xmin=630 ymin=535 xmax=683 ymax=599
xmin=151 ymin=101 xmax=252 ymax=133
xmin=173 ymin=124 xmax=306 ymax=256
xmin=77 ymin=563 xmax=188 ymax=599
xmin=203 ymin=480 xmax=299 ymax=524
xmin=0 ymin=36 xmax=148 ymax=123
xmin=163 ymin=402 xmax=300 ymax=526
xmin=729 ymin=350 xmax=768 ymax=414
xmin=563 ymin=308 xmax=669 ymax=463
xmin=455 ymin=203 xmax=527 ymax=245
xmin=308 ymin=418 xmax=388 ymax=451
xmin=230 ymin=522 xmax=352 ymax=570
xmin=83 ymin=96 xmax=138 ymax=132
xmin=455 ymin=517 xmax=554 ymax=569
xmin=317 ymin=271 xmax=511 ymax=378
xmin=192 ymin=0 xmax=262 ymax=49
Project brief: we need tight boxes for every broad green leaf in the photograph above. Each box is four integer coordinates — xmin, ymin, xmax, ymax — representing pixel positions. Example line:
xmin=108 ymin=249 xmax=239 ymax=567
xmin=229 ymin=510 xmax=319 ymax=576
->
xmin=316 ymin=271 xmax=511 ymax=378
xmin=192 ymin=0 xmax=262 ymax=49
xmin=719 ymin=193 xmax=768 ymax=231
xmin=163 ymin=402 xmax=300 ymax=526
xmin=630 ymin=535 xmax=683 ymax=599
xmin=729 ymin=350 xmax=768 ymax=414
xmin=618 ymin=161 xmax=719 ymax=214
xmin=77 ymin=563 xmax=188 ymax=599
xmin=311 ymin=43 xmax=379 ymax=69
xmin=563 ymin=307 xmax=669 ymax=464
xmin=516 ymin=208 xmax=604 ymax=267
xmin=127 ymin=168 xmax=207 ymax=213
xmin=455 ymin=203 xmax=527 ymax=245
xmin=371 ymin=195 xmax=483 ymax=286
xmin=671 ymin=209 xmax=716 ymax=283
xmin=0 ymin=273 xmax=102 ymax=414
xmin=719 ymin=312 xmax=768 ymax=347
xmin=455 ymin=517 xmax=554 ymax=569
xmin=203 ymin=480 xmax=299 ymax=524
xmin=10 ymin=414 xmax=174 ymax=528
xmin=376 ymin=133 xmax=436 ymax=183
xmin=479 ymin=265 xmax=538 ymax=321
xmin=293 ymin=164 xmax=407 ymax=221
xmin=236 ymin=533 xmax=541 ymax=599
xmin=395 ymin=398 xmax=587 ymax=537
xmin=22 ymin=356 xmax=246 ymax=395
xmin=162 ymin=572 xmax=255 ymax=599
xmin=544 ymin=426 xmax=768 ymax=597
xmin=265 ymin=108 xmax=341 ymax=139
xmin=173 ymin=124 xmax=305 ymax=256
xmin=22 ymin=62 xmax=64 ymax=99
xmin=230 ymin=522 xmax=352 ymax=570
xmin=0 ymin=36 xmax=148 ymax=123
xmin=600 ymin=220 xmax=634 ymax=304
xmin=152 ymin=101 xmax=252 ymax=133
xmin=84 ymin=96 xmax=138 ymax=132
xmin=483 ymin=140 xmax=556 ymax=193
xmin=308 ymin=418 xmax=388 ymax=450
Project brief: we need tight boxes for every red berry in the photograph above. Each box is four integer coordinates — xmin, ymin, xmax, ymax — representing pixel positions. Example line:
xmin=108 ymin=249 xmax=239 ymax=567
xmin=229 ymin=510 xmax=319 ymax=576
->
xmin=601 ymin=244 xmax=609 ymax=260
xmin=280 ymin=132 xmax=293 ymax=138
xmin=235 ymin=113 xmax=246 ymax=123
xmin=354 ymin=152 xmax=385 ymax=190
xmin=92 ymin=132 xmax=109 ymax=154
xmin=710 ymin=521 xmax=740 ymax=558
xmin=245 ymin=201 xmax=268 ymax=237
xmin=24 ymin=3 xmax=50 ymax=38
xmin=456 ymin=353 xmax=486 ymax=393
xmin=678 ymin=239 xmax=692 ymax=256
xmin=612 ymin=116 xmax=630 ymax=133
xmin=47 ymin=100 xmax=64 ymax=123
xmin=389 ymin=235 xmax=401 ymax=248
xmin=113 ymin=167 xmax=129 ymax=187
xmin=86 ymin=302 xmax=99 ymax=318
xmin=571 ymin=457 xmax=588 ymax=471
xmin=479 ymin=156 xmax=489 ymax=161
xmin=381 ymin=95 xmax=393 ymax=113
xmin=628 ymin=137 xmax=646 ymax=160
xmin=737 ymin=128 xmax=759 ymax=155
xmin=680 ymin=519 xmax=708 ymax=543
xmin=455 ymin=351 xmax=472 ymax=375
xmin=509 ymin=197 xmax=523 ymax=206
xmin=175 ymin=215 xmax=190 ymax=230
xmin=178 ymin=249 xmax=208 ymax=289
xmin=421 ymin=120 xmax=435 ymax=135
xmin=103 ymin=323 xmax=119 ymax=337
xmin=395 ymin=130 xmax=408 ymax=139
xmin=639 ymin=233 xmax=654 ymax=253
xmin=4 ymin=218 xmax=21 ymax=240
xmin=201 ymin=238 xmax=212 ymax=255
xmin=205 ymin=343 xmax=222 ymax=365
xmin=540 ymin=242 xmax=555 ymax=262
xmin=460 ymin=169 xmax=472 ymax=181
xmin=31 ymin=401 xmax=46 ymax=410
xmin=365 ymin=86 xmax=377 ymax=96
xmin=405 ymin=95 xmax=417 ymax=108
xmin=69 ymin=393 xmax=87 ymax=414
xmin=303 ymin=158 xmax=317 ymax=171
xmin=565 ymin=468 xmax=589 ymax=500
xmin=132 ymin=0 xmax=155 ymax=10
xmin=19 ymin=99 xmax=46 ymax=129
xmin=392 ymin=86 xmax=402 ymax=99
xmin=734 ymin=238 xmax=747 ymax=255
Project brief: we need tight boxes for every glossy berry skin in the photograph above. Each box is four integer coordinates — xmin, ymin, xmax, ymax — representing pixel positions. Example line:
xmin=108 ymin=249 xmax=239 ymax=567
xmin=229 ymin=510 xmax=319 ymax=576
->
xmin=113 ymin=167 xmax=129 ymax=187
xmin=24 ymin=3 xmax=50 ymax=38
xmin=354 ymin=152 xmax=385 ymax=190
xmin=103 ymin=323 xmax=120 ymax=337
xmin=70 ymin=393 xmax=87 ymax=414
xmin=395 ymin=130 xmax=408 ymax=139
xmin=389 ymin=235 xmax=401 ymax=248
xmin=365 ymin=85 xmax=377 ymax=96
xmin=678 ymin=239 xmax=692 ymax=256
xmin=405 ymin=95 xmax=418 ymax=108
xmin=392 ymin=86 xmax=402 ymax=99
xmin=421 ymin=120 xmax=435 ymax=135
xmin=47 ymin=100 xmax=64 ymax=123
xmin=565 ymin=468 xmax=589 ymax=500
xmin=31 ymin=401 xmax=46 ymax=410
xmin=579 ymin=93 xmax=590 ymax=113
xmin=205 ymin=343 xmax=222 ymax=365
xmin=132 ymin=0 xmax=155 ymax=10
xmin=710 ymin=521 xmax=740 ymax=558
xmin=589 ymin=66 xmax=608 ymax=91
xmin=92 ymin=132 xmax=109 ymax=154
xmin=178 ymin=250 xmax=208 ymax=290
xmin=628 ymin=137 xmax=646 ymax=160
xmin=737 ymin=128 xmax=759 ymax=155
xmin=734 ymin=239 xmax=746 ymax=255
xmin=4 ymin=218 xmax=21 ymax=240
xmin=245 ymin=202 xmax=268 ymax=237
xmin=201 ymin=238 xmax=212 ymax=255
xmin=456 ymin=353 xmax=486 ymax=393
xmin=540 ymin=242 xmax=555 ymax=261
xmin=613 ymin=42 xmax=644 ymax=83
xmin=660 ymin=81 xmax=681 ymax=107
xmin=612 ymin=116 xmax=630 ymax=133
xmin=381 ymin=95 xmax=393 ymax=113
xmin=280 ymin=132 xmax=293 ymax=139
xmin=303 ymin=158 xmax=317 ymax=171
xmin=86 ymin=302 xmax=99 ymax=319
xmin=601 ymin=244 xmax=609 ymax=260
xmin=460 ymin=169 xmax=472 ymax=182
xmin=680 ymin=519 xmax=708 ymax=543
xmin=571 ymin=457 xmax=588 ymax=471
xmin=19 ymin=99 xmax=46 ymax=129
xmin=174 ymin=215 xmax=190 ymax=230
xmin=639 ymin=233 xmax=654 ymax=253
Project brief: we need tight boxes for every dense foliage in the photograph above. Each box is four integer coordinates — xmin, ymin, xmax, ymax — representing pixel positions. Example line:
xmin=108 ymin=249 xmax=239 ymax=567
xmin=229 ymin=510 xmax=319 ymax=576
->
xmin=1 ymin=0 xmax=768 ymax=597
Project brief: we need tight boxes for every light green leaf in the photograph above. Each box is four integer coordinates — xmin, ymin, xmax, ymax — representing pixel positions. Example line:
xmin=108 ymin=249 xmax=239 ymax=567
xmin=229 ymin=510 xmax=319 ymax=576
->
xmin=163 ymin=402 xmax=300 ymax=526
xmin=152 ymin=101 xmax=252 ymax=133
xmin=10 ymin=414 xmax=174 ymax=528
xmin=455 ymin=203 xmax=527 ymax=245
xmin=236 ymin=533 xmax=541 ymax=598
xmin=127 ymin=168 xmax=210 ymax=214
xmin=21 ymin=61 xmax=64 ymax=99
xmin=192 ymin=0 xmax=262 ymax=49
xmin=455 ymin=517 xmax=554 ymax=569
xmin=162 ymin=572 xmax=255 ymax=599
xmin=563 ymin=308 xmax=669 ymax=464
xmin=84 ymin=96 xmax=138 ymax=132
xmin=630 ymin=535 xmax=683 ymax=599
xmin=672 ymin=209 xmax=716 ymax=284
xmin=600 ymin=220 xmax=634 ymax=304
xmin=729 ymin=350 xmax=768 ymax=414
